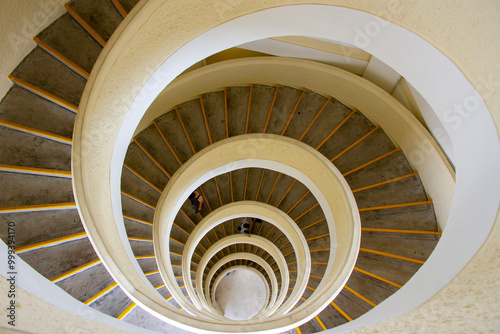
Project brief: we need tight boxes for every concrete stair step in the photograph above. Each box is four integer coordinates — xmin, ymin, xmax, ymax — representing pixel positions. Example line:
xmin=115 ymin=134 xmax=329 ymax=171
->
xmin=355 ymin=251 xmax=422 ymax=287
xmin=360 ymin=231 xmax=439 ymax=262
xmin=121 ymin=166 xmax=161 ymax=209
xmin=360 ymin=204 xmax=437 ymax=231
xmin=155 ymin=108 xmax=196 ymax=164
xmin=57 ymin=263 xmax=116 ymax=303
xmin=0 ymin=86 xmax=75 ymax=138
xmin=201 ymin=91 xmax=226 ymax=143
xmin=68 ymin=0 xmax=123 ymax=42
xmin=226 ymin=86 xmax=251 ymax=136
xmin=302 ymin=99 xmax=359 ymax=150
xmin=0 ymin=171 xmax=73 ymax=207
xmin=247 ymin=84 xmax=276 ymax=134
xmin=0 ymin=209 xmax=83 ymax=247
xmin=0 ymin=126 xmax=71 ymax=171
xmin=124 ymin=141 xmax=170 ymax=191
xmin=36 ymin=13 xmax=102 ymax=74
xmin=317 ymin=303 xmax=350 ymax=329
xmin=91 ymin=285 xmax=133 ymax=318
xmin=19 ymin=237 xmax=98 ymax=281
xmin=354 ymin=175 xmax=429 ymax=208
xmin=263 ymin=85 xmax=305 ymax=135
xmin=11 ymin=47 xmax=86 ymax=107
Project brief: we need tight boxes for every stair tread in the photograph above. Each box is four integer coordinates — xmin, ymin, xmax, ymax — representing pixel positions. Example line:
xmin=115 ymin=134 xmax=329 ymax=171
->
xmin=0 ymin=87 xmax=75 ymax=138
xmin=354 ymin=175 xmax=429 ymax=208
xmin=36 ymin=13 xmax=102 ymax=74
xmin=69 ymin=0 xmax=123 ymax=42
xmin=0 ymin=209 xmax=83 ymax=247
xmin=121 ymin=166 xmax=161 ymax=209
xmin=0 ymin=172 xmax=74 ymax=207
xmin=19 ymin=237 xmax=98 ymax=281
xmin=155 ymin=110 xmax=195 ymax=164
xmin=282 ymin=89 xmax=328 ymax=140
xmin=201 ymin=91 xmax=226 ymax=144
xmin=247 ymin=84 xmax=276 ymax=134
xmin=0 ymin=126 xmax=71 ymax=170
xmin=11 ymin=47 xmax=86 ymax=107
xmin=90 ymin=285 xmax=132 ymax=318
xmin=124 ymin=142 xmax=170 ymax=191
xmin=356 ymin=251 xmax=421 ymax=286
xmin=56 ymin=263 xmax=115 ymax=302
xmin=226 ymin=86 xmax=251 ymax=137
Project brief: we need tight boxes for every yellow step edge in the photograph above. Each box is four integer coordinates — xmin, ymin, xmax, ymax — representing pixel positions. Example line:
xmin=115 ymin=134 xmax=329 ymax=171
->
xmin=315 ymin=315 xmax=327 ymax=331
xmin=343 ymin=148 xmax=401 ymax=177
xmin=361 ymin=227 xmax=441 ymax=235
xmin=135 ymin=255 xmax=155 ymax=259
xmin=316 ymin=108 xmax=357 ymax=150
xmin=8 ymin=75 xmax=78 ymax=112
xmin=64 ymin=4 xmax=106 ymax=47
xmin=173 ymin=222 xmax=189 ymax=236
xmin=111 ymin=0 xmax=127 ymax=17
xmin=353 ymin=266 xmax=402 ymax=288
xmin=330 ymin=301 xmax=352 ymax=321
xmin=0 ymin=202 xmax=76 ymax=213
xmin=123 ymin=163 xmax=162 ymax=193
xmin=128 ymin=237 xmax=153 ymax=242
xmin=121 ymin=191 xmax=156 ymax=209
xmin=0 ymin=119 xmax=72 ymax=144
xmin=360 ymin=247 xmax=426 ymax=264
xmin=33 ymin=37 xmax=89 ymax=78
xmin=0 ymin=164 xmax=71 ymax=178
xmin=300 ymin=217 xmax=326 ymax=231
xmin=310 ymin=248 xmax=330 ymax=253
xmin=352 ymin=172 xmax=418 ymax=193
xmin=296 ymin=327 xmax=302 ymax=334
xmin=293 ymin=203 xmax=319 ymax=222
xmin=117 ymin=302 xmax=136 ymax=320
xmin=331 ymin=125 xmax=380 ymax=162
xmin=51 ymin=259 xmax=101 ymax=283
xmin=123 ymin=214 xmax=153 ymax=226
xmin=16 ymin=231 xmax=87 ymax=253
xmin=144 ymin=270 xmax=159 ymax=276
xmin=359 ymin=200 xmax=433 ymax=212
xmin=155 ymin=283 xmax=165 ymax=289
xmin=344 ymin=285 xmax=377 ymax=307
xmin=84 ymin=282 xmax=118 ymax=305
xmin=306 ymin=233 xmax=329 ymax=242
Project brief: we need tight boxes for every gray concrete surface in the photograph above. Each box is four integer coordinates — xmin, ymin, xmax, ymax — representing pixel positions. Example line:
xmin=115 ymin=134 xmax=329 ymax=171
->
xmin=215 ymin=269 xmax=266 ymax=320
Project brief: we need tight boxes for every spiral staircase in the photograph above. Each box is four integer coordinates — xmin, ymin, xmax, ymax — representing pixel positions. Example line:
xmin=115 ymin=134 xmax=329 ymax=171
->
xmin=0 ymin=1 xmax=444 ymax=333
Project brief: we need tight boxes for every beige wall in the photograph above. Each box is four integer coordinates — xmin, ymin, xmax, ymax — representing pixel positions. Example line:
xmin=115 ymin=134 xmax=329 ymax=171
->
xmin=1 ymin=0 xmax=499 ymax=332
xmin=0 ymin=0 xmax=68 ymax=100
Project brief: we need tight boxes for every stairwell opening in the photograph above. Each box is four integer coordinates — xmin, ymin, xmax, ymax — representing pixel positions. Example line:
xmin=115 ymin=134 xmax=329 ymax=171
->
xmin=214 ymin=268 xmax=267 ymax=320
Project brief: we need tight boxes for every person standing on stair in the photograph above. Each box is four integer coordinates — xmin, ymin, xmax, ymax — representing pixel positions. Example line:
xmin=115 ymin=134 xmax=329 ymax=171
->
xmin=237 ymin=217 xmax=262 ymax=237
xmin=189 ymin=190 xmax=205 ymax=214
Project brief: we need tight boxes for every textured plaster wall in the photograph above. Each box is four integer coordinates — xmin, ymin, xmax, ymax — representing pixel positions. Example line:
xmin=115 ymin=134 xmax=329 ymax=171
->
xmin=0 ymin=0 xmax=499 ymax=333
xmin=0 ymin=0 xmax=68 ymax=100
